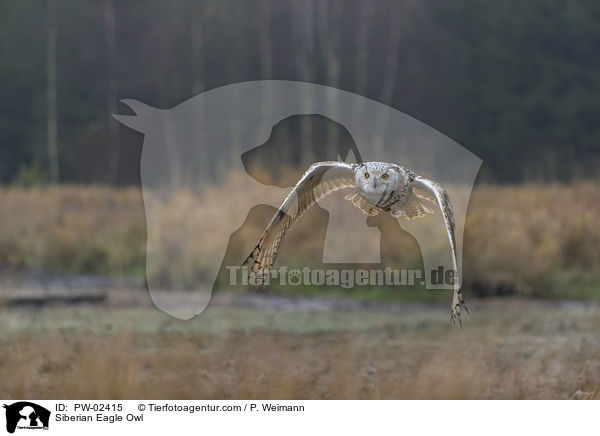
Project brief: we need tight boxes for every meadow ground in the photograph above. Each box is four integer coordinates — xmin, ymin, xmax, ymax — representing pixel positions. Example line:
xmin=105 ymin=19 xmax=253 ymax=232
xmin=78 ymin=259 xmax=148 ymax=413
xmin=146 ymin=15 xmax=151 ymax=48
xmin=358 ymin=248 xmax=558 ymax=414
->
xmin=0 ymin=290 xmax=598 ymax=400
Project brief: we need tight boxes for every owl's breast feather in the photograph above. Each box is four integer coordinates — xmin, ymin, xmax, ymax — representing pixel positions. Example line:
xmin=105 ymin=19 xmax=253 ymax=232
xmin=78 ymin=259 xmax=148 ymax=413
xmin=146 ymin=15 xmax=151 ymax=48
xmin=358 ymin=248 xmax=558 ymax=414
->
xmin=359 ymin=186 xmax=390 ymax=206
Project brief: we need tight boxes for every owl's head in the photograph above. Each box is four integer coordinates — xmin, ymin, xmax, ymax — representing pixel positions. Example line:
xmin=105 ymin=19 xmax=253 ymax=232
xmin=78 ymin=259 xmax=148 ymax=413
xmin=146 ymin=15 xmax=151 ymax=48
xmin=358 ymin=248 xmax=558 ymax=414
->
xmin=353 ymin=161 xmax=402 ymax=195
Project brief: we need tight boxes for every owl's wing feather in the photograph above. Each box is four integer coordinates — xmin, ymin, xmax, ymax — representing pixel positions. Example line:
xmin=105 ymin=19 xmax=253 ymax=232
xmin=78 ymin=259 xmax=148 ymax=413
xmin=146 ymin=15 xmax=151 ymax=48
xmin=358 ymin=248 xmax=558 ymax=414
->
xmin=243 ymin=161 xmax=356 ymax=273
xmin=412 ymin=186 xmax=437 ymax=204
xmin=410 ymin=177 xmax=469 ymax=324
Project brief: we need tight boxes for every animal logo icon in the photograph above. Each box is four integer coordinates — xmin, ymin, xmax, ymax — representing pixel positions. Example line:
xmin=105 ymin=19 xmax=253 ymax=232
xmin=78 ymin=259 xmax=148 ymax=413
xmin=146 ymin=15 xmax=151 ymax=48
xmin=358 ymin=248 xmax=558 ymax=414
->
xmin=3 ymin=402 xmax=50 ymax=434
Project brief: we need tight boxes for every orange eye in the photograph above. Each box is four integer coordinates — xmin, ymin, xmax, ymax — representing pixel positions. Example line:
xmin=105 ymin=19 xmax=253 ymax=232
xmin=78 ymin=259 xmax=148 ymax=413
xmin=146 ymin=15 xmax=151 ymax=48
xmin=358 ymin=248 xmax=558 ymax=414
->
xmin=382 ymin=173 xmax=389 ymax=180
xmin=364 ymin=172 xmax=370 ymax=179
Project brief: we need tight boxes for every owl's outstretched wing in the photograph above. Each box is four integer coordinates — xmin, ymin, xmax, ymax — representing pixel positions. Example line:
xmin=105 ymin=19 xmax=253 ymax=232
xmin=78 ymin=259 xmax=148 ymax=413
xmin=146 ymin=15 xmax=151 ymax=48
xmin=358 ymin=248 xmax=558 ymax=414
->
xmin=409 ymin=176 xmax=469 ymax=325
xmin=243 ymin=161 xmax=356 ymax=273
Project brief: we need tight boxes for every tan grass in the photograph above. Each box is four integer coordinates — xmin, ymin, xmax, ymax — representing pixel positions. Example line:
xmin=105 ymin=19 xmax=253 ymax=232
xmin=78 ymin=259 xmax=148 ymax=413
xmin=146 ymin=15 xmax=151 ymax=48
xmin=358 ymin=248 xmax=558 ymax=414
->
xmin=1 ymin=180 xmax=600 ymax=297
xmin=464 ymin=182 xmax=600 ymax=296
xmin=0 ymin=301 xmax=598 ymax=399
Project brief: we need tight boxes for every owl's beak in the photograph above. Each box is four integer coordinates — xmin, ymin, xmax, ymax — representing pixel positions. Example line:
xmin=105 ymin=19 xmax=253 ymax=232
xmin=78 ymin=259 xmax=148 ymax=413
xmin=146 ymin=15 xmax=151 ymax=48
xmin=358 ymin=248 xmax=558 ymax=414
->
xmin=373 ymin=179 xmax=377 ymax=188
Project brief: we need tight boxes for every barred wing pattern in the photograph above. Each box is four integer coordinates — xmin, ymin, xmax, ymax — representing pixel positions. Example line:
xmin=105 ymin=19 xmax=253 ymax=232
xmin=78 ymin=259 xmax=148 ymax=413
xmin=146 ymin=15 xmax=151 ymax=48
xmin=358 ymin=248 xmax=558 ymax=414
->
xmin=410 ymin=177 xmax=469 ymax=324
xmin=243 ymin=161 xmax=356 ymax=274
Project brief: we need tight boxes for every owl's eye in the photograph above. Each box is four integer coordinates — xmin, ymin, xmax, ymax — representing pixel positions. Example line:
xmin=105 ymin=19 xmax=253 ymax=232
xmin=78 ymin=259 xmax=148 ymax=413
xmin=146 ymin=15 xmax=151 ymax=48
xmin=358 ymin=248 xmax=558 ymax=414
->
xmin=364 ymin=172 xmax=370 ymax=179
xmin=382 ymin=173 xmax=389 ymax=180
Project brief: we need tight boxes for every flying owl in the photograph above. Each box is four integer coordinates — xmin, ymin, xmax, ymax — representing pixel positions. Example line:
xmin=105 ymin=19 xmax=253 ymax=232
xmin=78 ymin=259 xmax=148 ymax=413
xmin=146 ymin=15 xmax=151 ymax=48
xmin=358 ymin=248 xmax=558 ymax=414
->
xmin=243 ymin=161 xmax=469 ymax=324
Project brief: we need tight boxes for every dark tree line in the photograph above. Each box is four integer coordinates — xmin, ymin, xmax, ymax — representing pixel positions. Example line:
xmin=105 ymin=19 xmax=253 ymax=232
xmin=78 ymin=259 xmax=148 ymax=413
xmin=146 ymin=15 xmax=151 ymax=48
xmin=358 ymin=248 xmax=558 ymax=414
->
xmin=1 ymin=0 xmax=599 ymax=185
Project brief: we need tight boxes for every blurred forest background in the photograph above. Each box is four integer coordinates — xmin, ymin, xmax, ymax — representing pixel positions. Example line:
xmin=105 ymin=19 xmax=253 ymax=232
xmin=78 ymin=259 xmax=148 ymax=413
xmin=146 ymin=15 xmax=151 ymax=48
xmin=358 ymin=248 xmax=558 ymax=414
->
xmin=1 ymin=0 xmax=600 ymax=300
xmin=2 ymin=0 xmax=600 ymax=186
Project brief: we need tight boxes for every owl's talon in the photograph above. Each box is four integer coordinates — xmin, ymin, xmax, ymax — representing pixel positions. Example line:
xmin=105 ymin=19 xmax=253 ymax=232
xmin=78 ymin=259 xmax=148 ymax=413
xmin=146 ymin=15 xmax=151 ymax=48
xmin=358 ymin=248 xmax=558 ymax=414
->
xmin=462 ymin=301 xmax=470 ymax=315
xmin=458 ymin=294 xmax=470 ymax=315
xmin=450 ymin=306 xmax=463 ymax=328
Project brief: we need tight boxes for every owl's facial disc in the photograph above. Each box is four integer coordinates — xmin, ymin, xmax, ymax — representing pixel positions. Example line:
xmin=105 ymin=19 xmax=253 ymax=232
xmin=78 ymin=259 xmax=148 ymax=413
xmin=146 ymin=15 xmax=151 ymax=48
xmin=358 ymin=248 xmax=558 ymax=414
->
xmin=355 ymin=167 xmax=390 ymax=196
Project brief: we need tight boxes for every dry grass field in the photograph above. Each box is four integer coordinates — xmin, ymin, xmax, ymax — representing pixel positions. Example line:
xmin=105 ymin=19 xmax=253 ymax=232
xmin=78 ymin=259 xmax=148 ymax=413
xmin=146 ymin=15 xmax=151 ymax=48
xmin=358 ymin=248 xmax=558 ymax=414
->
xmin=0 ymin=182 xmax=599 ymax=399
xmin=1 ymin=181 xmax=599 ymax=299
xmin=0 ymin=293 xmax=598 ymax=399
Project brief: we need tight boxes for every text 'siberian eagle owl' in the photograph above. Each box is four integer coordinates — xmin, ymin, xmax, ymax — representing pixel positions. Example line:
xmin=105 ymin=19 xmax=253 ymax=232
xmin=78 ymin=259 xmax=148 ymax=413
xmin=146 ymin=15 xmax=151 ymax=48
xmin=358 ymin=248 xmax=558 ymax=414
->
xmin=243 ymin=161 xmax=469 ymax=324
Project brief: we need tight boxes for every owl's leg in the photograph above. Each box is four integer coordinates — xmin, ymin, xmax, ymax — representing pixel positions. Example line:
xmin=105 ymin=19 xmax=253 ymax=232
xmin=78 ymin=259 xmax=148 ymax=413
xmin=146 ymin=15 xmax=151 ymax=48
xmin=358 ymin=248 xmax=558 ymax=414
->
xmin=389 ymin=205 xmax=403 ymax=218
xmin=390 ymin=195 xmax=434 ymax=220
xmin=344 ymin=191 xmax=380 ymax=216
